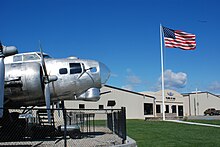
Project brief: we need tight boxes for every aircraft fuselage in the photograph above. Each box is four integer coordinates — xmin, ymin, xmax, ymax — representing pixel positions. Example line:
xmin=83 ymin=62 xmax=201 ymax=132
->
xmin=4 ymin=53 xmax=110 ymax=108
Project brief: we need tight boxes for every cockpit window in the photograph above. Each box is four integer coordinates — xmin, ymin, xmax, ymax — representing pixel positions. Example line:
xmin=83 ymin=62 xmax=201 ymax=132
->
xmin=23 ymin=54 xmax=40 ymax=61
xmin=90 ymin=67 xmax=97 ymax=73
xmin=69 ymin=63 xmax=82 ymax=74
xmin=59 ymin=68 xmax=68 ymax=74
xmin=13 ymin=55 xmax=22 ymax=62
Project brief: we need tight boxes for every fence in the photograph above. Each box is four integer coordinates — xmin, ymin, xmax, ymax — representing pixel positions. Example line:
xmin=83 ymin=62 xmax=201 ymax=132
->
xmin=0 ymin=107 xmax=126 ymax=147
xmin=107 ymin=107 xmax=127 ymax=143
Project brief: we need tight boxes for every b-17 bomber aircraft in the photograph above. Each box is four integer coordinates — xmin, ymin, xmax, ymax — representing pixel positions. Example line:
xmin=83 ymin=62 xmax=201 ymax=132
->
xmin=0 ymin=42 xmax=110 ymax=123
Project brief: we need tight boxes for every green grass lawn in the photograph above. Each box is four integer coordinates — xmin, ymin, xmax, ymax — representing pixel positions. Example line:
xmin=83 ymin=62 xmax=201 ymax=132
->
xmin=94 ymin=120 xmax=107 ymax=126
xmin=127 ymin=120 xmax=220 ymax=147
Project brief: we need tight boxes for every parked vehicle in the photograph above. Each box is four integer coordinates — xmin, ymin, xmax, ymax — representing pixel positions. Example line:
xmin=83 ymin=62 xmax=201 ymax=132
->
xmin=204 ymin=108 xmax=220 ymax=116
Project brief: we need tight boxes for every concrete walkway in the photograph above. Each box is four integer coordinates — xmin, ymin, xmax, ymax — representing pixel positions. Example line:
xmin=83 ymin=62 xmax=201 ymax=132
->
xmin=166 ymin=120 xmax=220 ymax=128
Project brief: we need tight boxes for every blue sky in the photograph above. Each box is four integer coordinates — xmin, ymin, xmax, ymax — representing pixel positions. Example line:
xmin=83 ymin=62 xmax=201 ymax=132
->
xmin=1 ymin=0 xmax=220 ymax=93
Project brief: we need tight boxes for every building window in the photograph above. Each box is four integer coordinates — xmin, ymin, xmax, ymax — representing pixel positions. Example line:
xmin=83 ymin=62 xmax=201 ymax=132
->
xmin=165 ymin=105 xmax=169 ymax=113
xmin=156 ymin=105 xmax=161 ymax=113
xmin=99 ymin=105 xmax=104 ymax=110
xmin=79 ymin=104 xmax=85 ymax=109
xmin=69 ymin=63 xmax=82 ymax=74
xmin=144 ymin=103 xmax=153 ymax=115
xmin=172 ymin=105 xmax=177 ymax=113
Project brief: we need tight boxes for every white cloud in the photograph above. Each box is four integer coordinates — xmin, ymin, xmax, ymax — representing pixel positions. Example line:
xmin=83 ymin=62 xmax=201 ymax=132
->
xmin=121 ymin=85 xmax=134 ymax=91
xmin=208 ymin=81 xmax=220 ymax=92
xmin=158 ymin=69 xmax=187 ymax=89
xmin=110 ymin=73 xmax=118 ymax=77
xmin=126 ymin=68 xmax=132 ymax=73
xmin=126 ymin=75 xmax=141 ymax=84
xmin=121 ymin=68 xmax=143 ymax=91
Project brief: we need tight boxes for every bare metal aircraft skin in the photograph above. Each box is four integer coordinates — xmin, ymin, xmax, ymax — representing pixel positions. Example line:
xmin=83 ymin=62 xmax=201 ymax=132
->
xmin=3 ymin=52 xmax=110 ymax=108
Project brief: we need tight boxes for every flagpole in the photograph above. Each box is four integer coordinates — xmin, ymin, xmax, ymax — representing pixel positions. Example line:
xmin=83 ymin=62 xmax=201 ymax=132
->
xmin=160 ymin=24 xmax=165 ymax=121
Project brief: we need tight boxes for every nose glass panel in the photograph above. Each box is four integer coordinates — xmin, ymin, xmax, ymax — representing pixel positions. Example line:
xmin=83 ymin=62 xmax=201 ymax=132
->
xmin=99 ymin=62 xmax=110 ymax=84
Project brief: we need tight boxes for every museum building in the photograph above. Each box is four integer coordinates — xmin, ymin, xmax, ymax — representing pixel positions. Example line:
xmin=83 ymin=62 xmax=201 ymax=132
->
xmin=65 ymin=85 xmax=185 ymax=119
xmin=142 ymin=89 xmax=184 ymax=118
xmin=64 ymin=85 xmax=220 ymax=119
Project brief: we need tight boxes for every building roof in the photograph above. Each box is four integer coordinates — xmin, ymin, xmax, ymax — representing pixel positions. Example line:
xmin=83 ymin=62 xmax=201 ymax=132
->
xmin=104 ymin=85 xmax=155 ymax=99
xmin=182 ymin=91 xmax=220 ymax=98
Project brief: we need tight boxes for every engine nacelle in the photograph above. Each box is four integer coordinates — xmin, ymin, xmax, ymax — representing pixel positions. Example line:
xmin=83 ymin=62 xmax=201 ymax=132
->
xmin=77 ymin=88 xmax=100 ymax=101
xmin=3 ymin=46 xmax=18 ymax=57
xmin=5 ymin=62 xmax=44 ymax=106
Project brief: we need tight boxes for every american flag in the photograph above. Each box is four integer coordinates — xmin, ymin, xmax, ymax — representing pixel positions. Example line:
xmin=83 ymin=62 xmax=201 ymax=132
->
xmin=162 ymin=26 xmax=196 ymax=50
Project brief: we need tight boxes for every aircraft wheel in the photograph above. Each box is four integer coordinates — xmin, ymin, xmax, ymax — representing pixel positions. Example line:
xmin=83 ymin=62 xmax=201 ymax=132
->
xmin=69 ymin=130 xmax=81 ymax=139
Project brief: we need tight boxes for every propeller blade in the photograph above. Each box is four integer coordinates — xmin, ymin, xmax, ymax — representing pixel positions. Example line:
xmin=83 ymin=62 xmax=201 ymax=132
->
xmin=39 ymin=42 xmax=51 ymax=122
xmin=39 ymin=42 xmax=58 ymax=123
xmin=39 ymin=41 xmax=48 ymax=78
xmin=0 ymin=58 xmax=5 ymax=118
xmin=0 ymin=41 xmax=17 ymax=117
xmin=45 ymin=83 xmax=51 ymax=123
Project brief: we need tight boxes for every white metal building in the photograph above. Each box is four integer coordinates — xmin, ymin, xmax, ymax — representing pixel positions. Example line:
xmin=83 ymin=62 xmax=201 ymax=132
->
xmin=143 ymin=89 xmax=184 ymax=118
xmin=183 ymin=92 xmax=220 ymax=116
xmin=64 ymin=85 xmax=220 ymax=119
xmin=65 ymin=85 xmax=155 ymax=119
xmin=65 ymin=85 xmax=185 ymax=119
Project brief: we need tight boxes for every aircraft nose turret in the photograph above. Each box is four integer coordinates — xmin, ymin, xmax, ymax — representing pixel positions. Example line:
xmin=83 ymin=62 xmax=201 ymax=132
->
xmin=77 ymin=61 xmax=110 ymax=102
xmin=99 ymin=62 xmax=110 ymax=84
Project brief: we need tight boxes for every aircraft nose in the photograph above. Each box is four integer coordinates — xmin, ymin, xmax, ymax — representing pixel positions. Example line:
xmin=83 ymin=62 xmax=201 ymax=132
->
xmin=99 ymin=62 xmax=110 ymax=84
